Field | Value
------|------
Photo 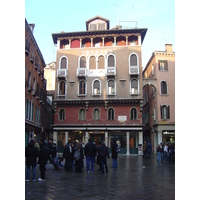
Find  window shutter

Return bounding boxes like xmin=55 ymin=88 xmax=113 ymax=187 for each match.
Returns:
xmin=167 ymin=106 xmax=170 ymax=119
xmin=94 ymin=80 xmax=100 ymax=88
xmin=61 ymin=57 xmax=67 ymax=69
xmin=158 ymin=60 xmax=160 ymax=70
xmin=160 ymin=105 xmax=163 ymax=119
xmin=161 ymin=82 xmax=163 ymax=94
xmin=131 ymin=80 xmax=137 ymax=88
xmin=108 ymin=55 xmax=114 ymax=67
xmin=130 ymin=54 xmax=137 ymax=66
xmin=164 ymin=60 xmax=168 ymax=71
xmin=80 ymin=57 xmax=86 ymax=68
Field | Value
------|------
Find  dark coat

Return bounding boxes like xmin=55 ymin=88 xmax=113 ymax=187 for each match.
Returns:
xmin=38 ymin=143 xmax=49 ymax=165
xmin=111 ymin=142 xmax=118 ymax=159
xmin=63 ymin=144 xmax=71 ymax=159
xmin=99 ymin=144 xmax=109 ymax=158
xmin=84 ymin=142 xmax=97 ymax=157
xmin=25 ymin=142 xmax=39 ymax=167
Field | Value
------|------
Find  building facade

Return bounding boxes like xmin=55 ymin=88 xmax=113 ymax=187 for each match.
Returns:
xmin=52 ymin=16 xmax=147 ymax=154
xmin=142 ymin=44 xmax=175 ymax=153
xmin=25 ymin=18 xmax=52 ymax=146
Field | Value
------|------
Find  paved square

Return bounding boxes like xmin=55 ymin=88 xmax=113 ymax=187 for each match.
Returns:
xmin=25 ymin=155 xmax=175 ymax=200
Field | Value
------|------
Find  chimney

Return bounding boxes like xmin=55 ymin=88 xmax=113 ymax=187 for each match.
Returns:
xmin=29 ymin=23 xmax=35 ymax=34
xmin=165 ymin=44 xmax=173 ymax=52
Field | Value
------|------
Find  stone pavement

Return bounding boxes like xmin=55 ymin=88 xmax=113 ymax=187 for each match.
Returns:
xmin=25 ymin=155 xmax=175 ymax=200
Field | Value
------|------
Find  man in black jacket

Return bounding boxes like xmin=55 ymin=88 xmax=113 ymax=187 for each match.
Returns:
xmin=25 ymin=140 xmax=39 ymax=181
xmin=38 ymin=139 xmax=49 ymax=181
xmin=84 ymin=138 xmax=97 ymax=173
xmin=63 ymin=141 xmax=73 ymax=171
xmin=99 ymin=141 xmax=109 ymax=173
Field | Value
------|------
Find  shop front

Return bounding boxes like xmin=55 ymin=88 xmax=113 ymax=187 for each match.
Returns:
xmin=53 ymin=126 xmax=144 ymax=155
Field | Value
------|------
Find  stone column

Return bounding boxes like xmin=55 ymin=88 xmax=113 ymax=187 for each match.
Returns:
xmin=85 ymin=132 xmax=89 ymax=144
xmin=158 ymin=131 xmax=162 ymax=145
xmin=69 ymin=39 xmax=71 ymax=48
xmin=91 ymin=38 xmax=93 ymax=47
xmin=53 ymin=131 xmax=57 ymax=145
xmin=102 ymin=37 xmax=104 ymax=47
xmin=126 ymin=132 xmax=130 ymax=155
xmin=65 ymin=131 xmax=69 ymax=145
xmin=80 ymin=39 xmax=82 ymax=48
xmin=126 ymin=36 xmax=128 ymax=46
xmin=105 ymin=132 xmax=108 ymax=146
xmin=114 ymin=37 xmax=116 ymax=46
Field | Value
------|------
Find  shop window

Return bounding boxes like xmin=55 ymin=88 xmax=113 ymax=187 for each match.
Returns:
xmin=130 ymin=108 xmax=137 ymax=120
xmin=93 ymin=108 xmax=100 ymax=120
xmin=79 ymin=109 xmax=86 ymax=120
xmin=108 ymin=108 xmax=114 ymax=120
xmin=59 ymin=109 xmax=65 ymax=120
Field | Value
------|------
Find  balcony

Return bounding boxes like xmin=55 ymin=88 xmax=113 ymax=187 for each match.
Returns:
xmin=77 ymin=68 xmax=87 ymax=78
xmin=129 ymin=66 xmax=139 ymax=76
xmin=106 ymin=67 xmax=116 ymax=77
xmin=57 ymin=69 xmax=67 ymax=79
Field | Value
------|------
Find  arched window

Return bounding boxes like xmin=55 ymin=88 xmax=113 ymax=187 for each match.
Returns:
xmin=130 ymin=54 xmax=137 ymax=66
xmin=79 ymin=80 xmax=86 ymax=95
xmin=108 ymin=55 xmax=115 ymax=67
xmin=89 ymin=56 xmax=96 ymax=69
xmin=59 ymin=81 xmax=65 ymax=95
xmin=98 ymin=55 xmax=105 ymax=69
xmin=108 ymin=80 xmax=115 ymax=95
xmin=130 ymin=108 xmax=137 ymax=120
xmin=93 ymin=80 xmax=100 ymax=95
xmin=59 ymin=109 xmax=65 ymax=120
xmin=131 ymin=79 xmax=138 ymax=94
xmin=93 ymin=108 xmax=100 ymax=120
xmin=108 ymin=108 xmax=114 ymax=120
xmin=79 ymin=109 xmax=86 ymax=120
xmin=80 ymin=56 xmax=86 ymax=68
xmin=60 ymin=57 xmax=67 ymax=69
xmin=160 ymin=81 xmax=168 ymax=95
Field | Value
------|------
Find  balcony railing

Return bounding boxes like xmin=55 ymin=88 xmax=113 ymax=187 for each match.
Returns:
xmin=77 ymin=68 xmax=86 ymax=77
xmin=129 ymin=66 xmax=139 ymax=75
xmin=57 ymin=69 xmax=67 ymax=78
xmin=106 ymin=67 xmax=116 ymax=76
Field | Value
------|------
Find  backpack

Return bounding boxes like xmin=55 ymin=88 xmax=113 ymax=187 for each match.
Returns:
xmin=74 ymin=149 xmax=80 ymax=160
xmin=116 ymin=144 xmax=120 ymax=153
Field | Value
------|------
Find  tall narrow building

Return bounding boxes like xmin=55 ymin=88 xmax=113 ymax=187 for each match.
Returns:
xmin=52 ymin=16 xmax=147 ymax=154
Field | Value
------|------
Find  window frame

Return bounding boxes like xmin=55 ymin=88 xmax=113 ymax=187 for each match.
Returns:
xmin=58 ymin=81 xmax=66 ymax=96
xmin=93 ymin=108 xmax=100 ymax=120
xmin=160 ymin=105 xmax=170 ymax=120
xmin=160 ymin=80 xmax=168 ymax=95
xmin=92 ymin=79 xmax=101 ymax=96
xmin=59 ymin=56 xmax=68 ymax=69
xmin=59 ymin=109 xmax=65 ymax=120
xmin=79 ymin=108 xmax=86 ymax=120
xmin=107 ymin=79 xmax=116 ymax=96
xmin=130 ymin=79 xmax=139 ymax=95
xmin=108 ymin=108 xmax=115 ymax=120
xmin=78 ymin=80 xmax=87 ymax=96
xmin=130 ymin=107 xmax=137 ymax=120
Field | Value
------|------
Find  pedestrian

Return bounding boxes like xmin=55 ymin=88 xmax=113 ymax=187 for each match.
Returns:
xmin=38 ymin=138 xmax=49 ymax=181
xmin=143 ymin=141 xmax=147 ymax=158
xmin=111 ymin=139 xmax=118 ymax=169
xmin=84 ymin=138 xmax=97 ymax=173
xmin=157 ymin=143 xmax=162 ymax=162
xmin=99 ymin=141 xmax=109 ymax=173
xmin=74 ymin=142 xmax=84 ymax=173
xmin=25 ymin=140 xmax=39 ymax=182
xmin=47 ymin=139 xmax=53 ymax=163
xmin=97 ymin=142 xmax=102 ymax=171
xmin=51 ymin=143 xmax=61 ymax=170
xmin=164 ymin=143 xmax=168 ymax=162
xmin=63 ymin=141 xmax=73 ymax=171
xmin=147 ymin=142 xmax=152 ymax=159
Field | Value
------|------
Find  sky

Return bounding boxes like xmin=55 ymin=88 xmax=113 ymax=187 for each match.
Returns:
xmin=25 ymin=0 xmax=175 ymax=68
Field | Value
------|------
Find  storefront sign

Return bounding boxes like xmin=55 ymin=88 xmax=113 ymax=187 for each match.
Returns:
xmin=118 ymin=116 xmax=127 ymax=122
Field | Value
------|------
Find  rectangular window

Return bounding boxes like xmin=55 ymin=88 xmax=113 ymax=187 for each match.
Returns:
xmin=158 ymin=60 xmax=168 ymax=71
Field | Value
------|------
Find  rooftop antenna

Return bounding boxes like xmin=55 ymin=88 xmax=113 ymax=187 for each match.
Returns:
xmin=114 ymin=3 xmax=119 ymax=27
